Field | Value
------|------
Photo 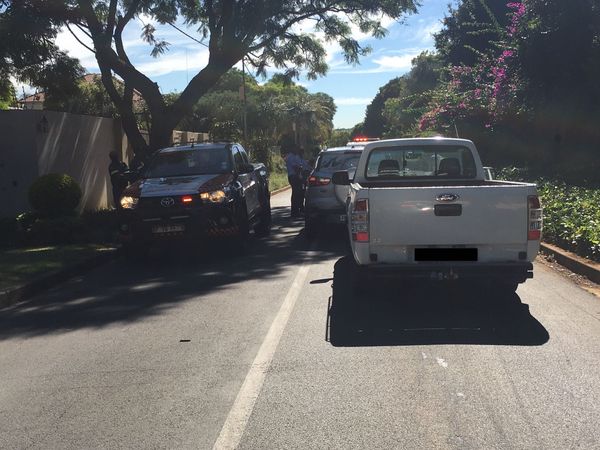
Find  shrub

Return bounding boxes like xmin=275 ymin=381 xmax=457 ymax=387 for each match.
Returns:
xmin=0 ymin=217 xmax=18 ymax=247
xmin=81 ymin=209 xmax=119 ymax=243
xmin=28 ymin=174 xmax=82 ymax=217
xmin=25 ymin=216 xmax=86 ymax=246
xmin=498 ymin=168 xmax=600 ymax=261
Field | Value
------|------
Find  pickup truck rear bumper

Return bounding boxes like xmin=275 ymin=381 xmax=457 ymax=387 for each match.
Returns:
xmin=358 ymin=262 xmax=534 ymax=283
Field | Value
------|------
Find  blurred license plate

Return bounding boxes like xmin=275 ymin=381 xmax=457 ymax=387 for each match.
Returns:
xmin=339 ymin=215 xmax=347 ymax=223
xmin=152 ymin=224 xmax=185 ymax=234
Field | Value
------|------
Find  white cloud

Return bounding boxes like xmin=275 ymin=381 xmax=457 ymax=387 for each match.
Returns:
xmin=372 ymin=54 xmax=415 ymax=71
xmin=335 ymin=97 xmax=372 ymax=106
xmin=330 ymin=49 xmax=422 ymax=74
xmin=416 ymin=20 xmax=443 ymax=45
xmin=135 ymin=49 xmax=210 ymax=77
xmin=10 ymin=76 xmax=34 ymax=98
xmin=55 ymin=27 xmax=98 ymax=70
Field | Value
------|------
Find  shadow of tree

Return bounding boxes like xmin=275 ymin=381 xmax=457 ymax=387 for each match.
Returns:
xmin=0 ymin=206 xmax=341 ymax=340
xmin=328 ymin=256 xmax=550 ymax=347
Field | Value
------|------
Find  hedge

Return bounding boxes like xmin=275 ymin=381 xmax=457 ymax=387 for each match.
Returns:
xmin=498 ymin=168 xmax=600 ymax=262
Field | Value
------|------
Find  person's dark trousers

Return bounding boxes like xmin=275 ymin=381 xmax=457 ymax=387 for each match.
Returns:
xmin=112 ymin=188 xmax=123 ymax=210
xmin=288 ymin=175 xmax=305 ymax=216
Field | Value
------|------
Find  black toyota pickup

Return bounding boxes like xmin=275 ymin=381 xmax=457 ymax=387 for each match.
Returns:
xmin=118 ymin=142 xmax=271 ymax=251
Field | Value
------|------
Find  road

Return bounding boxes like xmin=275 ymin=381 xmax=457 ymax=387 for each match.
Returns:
xmin=1 ymin=190 xmax=600 ymax=449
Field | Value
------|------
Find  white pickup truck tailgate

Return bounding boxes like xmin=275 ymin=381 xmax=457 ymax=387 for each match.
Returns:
xmin=369 ymin=184 xmax=529 ymax=247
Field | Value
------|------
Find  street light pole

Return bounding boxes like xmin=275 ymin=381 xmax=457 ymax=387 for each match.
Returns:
xmin=241 ymin=58 xmax=248 ymax=142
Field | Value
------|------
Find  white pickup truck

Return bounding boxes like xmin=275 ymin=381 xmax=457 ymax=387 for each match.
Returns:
xmin=332 ymin=138 xmax=543 ymax=292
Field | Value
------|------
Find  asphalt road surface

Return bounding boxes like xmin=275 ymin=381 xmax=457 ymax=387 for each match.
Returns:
xmin=1 ymin=190 xmax=600 ymax=449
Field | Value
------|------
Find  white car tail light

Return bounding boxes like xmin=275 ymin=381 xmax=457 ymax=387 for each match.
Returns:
xmin=528 ymin=195 xmax=543 ymax=240
xmin=351 ymin=198 xmax=369 ymax=242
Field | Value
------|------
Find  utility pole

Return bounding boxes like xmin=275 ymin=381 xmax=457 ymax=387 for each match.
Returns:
xmin=241 ymin=57 xmax=248 ymax=142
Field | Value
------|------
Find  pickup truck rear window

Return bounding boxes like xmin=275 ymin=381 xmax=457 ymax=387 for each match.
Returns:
xmin=365 ymin=145 xmax=477 ymax=180
xmin=317 ymin=151 xmax=361 ymax=173
xmin=145 ymin=148 xmax=232 ymax=178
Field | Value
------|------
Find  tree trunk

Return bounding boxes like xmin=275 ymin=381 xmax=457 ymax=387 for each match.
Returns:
xmin=149 ymin=117 xmax=173 ymax=154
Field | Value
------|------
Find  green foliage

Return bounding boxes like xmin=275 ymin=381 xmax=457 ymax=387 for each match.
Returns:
xmin=0 ymin=1 xmax=83 ymax=100
xmin=13 ymin=209 xmax=118 ymax=247
xmin=498 ymin=169 xmax=600 ymax=262
xmin=247 ymin=134 xmax=273 ymax=169
xmin=210 ymin=121 xmax=242 ymax=142
xmin=0 ymin=217 xmax=18 ymax=247
xmin=26 ymin=216 xmax=86 ymax=246
xmin=0 ymin=78 xmax=15 ymax=109
xmin=181 ymin=70 xmax=335 ymax=150
xmin=327 ymin=129 xmax=352 ymax=147
xmin=28 ymin=174 xmax=82 ymax=218
xmin=381 ymin=52 xmax=443 ymax=137
xmin=3 ymin=0 xmax=419 ymax=156
xmin=434 ymin=0 xmax=510 ymax=66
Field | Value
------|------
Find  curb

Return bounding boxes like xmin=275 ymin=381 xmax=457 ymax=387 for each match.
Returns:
xmin=271 ymin=185 xmax=291 ymax=196
xmin=0 ymin=248 xmax=119 ymax=309
xmin=540 ymin=242 xmax=600 ymax=285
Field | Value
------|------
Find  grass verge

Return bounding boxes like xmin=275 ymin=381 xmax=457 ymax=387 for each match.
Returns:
xmin=0 ymin=244 xmax=115 ymax=292
xmin=270 ymin=169 xmax=289 ymax=192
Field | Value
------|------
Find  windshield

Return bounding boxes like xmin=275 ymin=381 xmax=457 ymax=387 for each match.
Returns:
xmin=317 ymin=152 xmax=361 ymax=173
xmin=145 ymin=148 xmax=231 ymax=178
xmin=365 ymin=145 xmax=476 ymax=180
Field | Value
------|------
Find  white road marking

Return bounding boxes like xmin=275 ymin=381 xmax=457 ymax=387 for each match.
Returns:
xmin=436 ymin=357 xmax=448 ymax=368
xmin=213 ymin=261 xmax=312 ymax=450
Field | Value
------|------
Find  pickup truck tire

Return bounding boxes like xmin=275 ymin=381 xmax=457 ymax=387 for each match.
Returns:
xmin=254 ymin=195 xmax=272 ymax=237
xmin=122 ymin=242 xmax=148 ymax=261
xmin=231 ymin=200 xmax=250 ymax=254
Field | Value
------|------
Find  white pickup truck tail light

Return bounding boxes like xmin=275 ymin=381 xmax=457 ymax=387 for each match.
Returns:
xmin=528 ymin=195 xmax=543 ymax=240
xmin=351 ymin=198 xmax=369 ymax=242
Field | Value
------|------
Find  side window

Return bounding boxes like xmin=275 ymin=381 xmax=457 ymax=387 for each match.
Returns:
xmin=232 ymin=146 xmax=244 ymax=171
xmin=238 ymin=145 xmax=250 ymax=164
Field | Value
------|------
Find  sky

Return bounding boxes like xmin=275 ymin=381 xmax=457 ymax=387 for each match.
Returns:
xmin=50 ymin=1 xmax=457 ymax=130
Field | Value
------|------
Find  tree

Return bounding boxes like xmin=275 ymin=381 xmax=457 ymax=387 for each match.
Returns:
xmin=2 ymin=0 xmax=419 ymax=159
xmin=328 ymin=128 xmax=352 ymax=147
xmin=0 ymin=0 xmax=84 ymax=102
xmin=363 ymin=76 xmax=404 ymax=137
xmin=434 ymin=0 xmax=510 ymax=66
xmin=0 ymin=78 xmax=16 ymax=109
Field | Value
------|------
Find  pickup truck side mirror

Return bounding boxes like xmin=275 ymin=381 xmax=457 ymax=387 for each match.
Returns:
xmin=238 ymin=163 xmax=255 ymax=174
xmin=332 ymin=170 xmax=350 ymax=185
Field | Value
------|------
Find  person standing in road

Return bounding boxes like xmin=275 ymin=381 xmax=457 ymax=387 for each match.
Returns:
xmin=108 ymin=151 xmax=129 ymax=209
xmin=285 ymin=144 xmax=310 ymax=218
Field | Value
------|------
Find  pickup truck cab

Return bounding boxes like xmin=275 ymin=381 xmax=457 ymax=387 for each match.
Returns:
xmin=119 ymin=142 xmax=271 ymax=251
xmin=332 ymin=138 xmax=543 ymax=291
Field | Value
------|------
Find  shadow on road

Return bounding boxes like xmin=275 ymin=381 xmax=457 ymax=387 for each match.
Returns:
xmin=0 ymin=206 xmax=341 ymax=340
xmin=327 ymin=256 xmax=550 ymax=347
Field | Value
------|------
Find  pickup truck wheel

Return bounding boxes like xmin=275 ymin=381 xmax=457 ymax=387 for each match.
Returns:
xmin=231 ymin=201 xmax=250 ymax=253
xmin=254 ymin=195 xmax=272 ymax=237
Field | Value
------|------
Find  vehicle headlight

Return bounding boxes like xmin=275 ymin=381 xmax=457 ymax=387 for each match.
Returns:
xmin=120 ymin=195 xmax=139 ymax=209
xmin=200 ymin=190 xmax=227 ymax=203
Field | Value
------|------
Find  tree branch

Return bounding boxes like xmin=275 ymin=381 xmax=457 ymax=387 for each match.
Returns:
xmin=165 ymin=22 xmax=209 ymax=48
xmin=106 ymin=0 xmax=118 ymax=37
xmin=66 ymin=24 xmax=96 ymax=54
